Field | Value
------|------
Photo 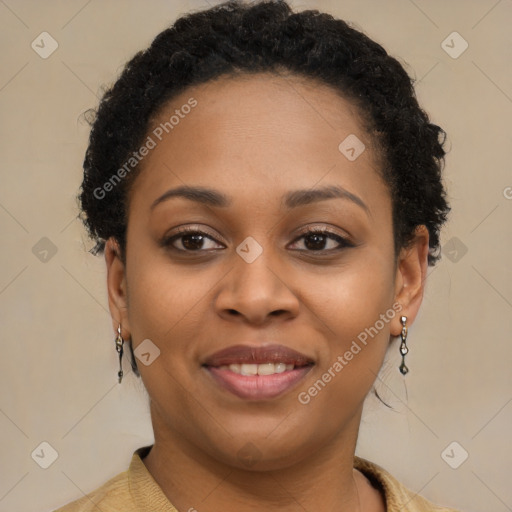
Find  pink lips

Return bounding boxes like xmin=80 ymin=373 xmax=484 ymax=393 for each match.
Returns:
xmin=202 ymin=344 xmax=314 ymax=400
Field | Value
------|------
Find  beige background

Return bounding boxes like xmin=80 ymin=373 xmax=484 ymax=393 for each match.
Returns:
xmin=0 ymin=1 xmax=511 ymax=511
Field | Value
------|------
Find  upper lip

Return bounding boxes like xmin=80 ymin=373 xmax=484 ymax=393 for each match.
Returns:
xmin=202 ymin=344 xmax=315 ymax=367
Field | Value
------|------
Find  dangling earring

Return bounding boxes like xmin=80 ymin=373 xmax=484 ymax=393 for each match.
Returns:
xmin=399 ymin=316 xmax=409 ymax=375
xmin=115 ymin=324 xmax=124 ymax=383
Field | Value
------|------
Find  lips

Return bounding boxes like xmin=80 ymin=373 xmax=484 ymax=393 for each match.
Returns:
xmin=202 ymin=344 xmax=314 ymax=367
xmin=202 ymin=344 xmax=314 ymax=400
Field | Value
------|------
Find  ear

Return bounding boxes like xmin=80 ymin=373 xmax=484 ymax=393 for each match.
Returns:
xmin=105 ymin=237 xmax=131 ymax=338
xmin=390 ymin=225 xmax=429 ymax=336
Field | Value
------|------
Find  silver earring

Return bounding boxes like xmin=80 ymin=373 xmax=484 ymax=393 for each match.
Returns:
xmin=115 ymin=324 xmax=124 ymax=383
xmin=399 ymin=316 xmax=409 ymax=375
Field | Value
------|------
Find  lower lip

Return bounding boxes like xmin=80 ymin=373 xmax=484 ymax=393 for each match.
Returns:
xmin=204 ymin=365 xmax=313 ymax=400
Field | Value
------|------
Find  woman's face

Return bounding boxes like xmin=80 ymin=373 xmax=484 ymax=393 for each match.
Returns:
xmin=106 ymin=73 xmax=427 ymax=470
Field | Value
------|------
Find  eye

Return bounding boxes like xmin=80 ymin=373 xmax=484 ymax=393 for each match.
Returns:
xmin=288 ymin=227 xmax=354 ymax=252
xmin=162 ymin=226 xmax=224 ymax=252
xmin=161 ymin=225 xmax=354 ymax=254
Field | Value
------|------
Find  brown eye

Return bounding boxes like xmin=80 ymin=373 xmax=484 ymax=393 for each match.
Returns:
xmin=161 ymin=226 xmax=354 ymax=255
xmin=162 ymin=227 xmax=224 ymax=252
xmin=289 ymin=228 xmax=354 ymax=253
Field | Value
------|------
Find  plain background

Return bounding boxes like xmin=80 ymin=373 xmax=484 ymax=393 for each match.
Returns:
xmin=0 ymin=1 xmax=511 ymax=511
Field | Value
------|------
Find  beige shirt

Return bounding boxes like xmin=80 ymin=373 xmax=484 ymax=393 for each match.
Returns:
xmin=53 ymin=445 xmax=460 ymax=512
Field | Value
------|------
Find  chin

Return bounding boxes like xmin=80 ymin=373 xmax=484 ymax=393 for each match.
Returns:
xmin=194 ymin=420 xmax=324 ymax=473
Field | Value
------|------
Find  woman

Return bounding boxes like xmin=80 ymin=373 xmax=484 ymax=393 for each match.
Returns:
xmin=55 ymin=0 xmax=458 ymax=510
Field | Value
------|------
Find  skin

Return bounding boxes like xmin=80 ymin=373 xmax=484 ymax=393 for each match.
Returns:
xmin=105 ymin=72 xmax=429 ymax=512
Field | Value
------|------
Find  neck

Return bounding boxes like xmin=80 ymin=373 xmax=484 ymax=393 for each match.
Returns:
xmin=142 ymin=403 xmax=369 ymax=512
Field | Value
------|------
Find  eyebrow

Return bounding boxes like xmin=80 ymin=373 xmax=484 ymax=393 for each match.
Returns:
xmin=150 ymin=184 xmax=370 ymax=215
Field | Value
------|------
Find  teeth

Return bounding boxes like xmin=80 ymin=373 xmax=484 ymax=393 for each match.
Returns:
xmin=275 ymin=363 xmax=287 ymax=373
xmin=240 ymin=363 xmax=258 ymax=376
xmin=257 ymin=363 xmax=276 ymax=376
xmin=223 ymin=363 xmax=296 ymax=375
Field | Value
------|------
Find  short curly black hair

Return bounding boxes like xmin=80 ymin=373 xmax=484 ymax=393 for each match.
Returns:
xmin=78 ymin=0 xmax=451 ymax=383
xmin=79 ymin=0 xmax=450 ymax=267
xmin=79 ymin=0 xmax=450 ymax=270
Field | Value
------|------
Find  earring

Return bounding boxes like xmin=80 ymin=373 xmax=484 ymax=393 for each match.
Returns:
xmin=399 ymin=316 xmax=409 ymax=375
xmin=115 ymin=324 xmax=124 ymax=383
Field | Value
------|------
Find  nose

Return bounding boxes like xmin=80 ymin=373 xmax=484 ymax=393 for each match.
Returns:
xmin=214 ymin=244 xmax=300 ymax=325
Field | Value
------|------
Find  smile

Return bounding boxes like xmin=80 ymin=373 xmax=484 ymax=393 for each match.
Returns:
xmin=202 ymin=344 xmax=315 ymax=400
xmin=221 ymin=362 xmax=295 ymax=375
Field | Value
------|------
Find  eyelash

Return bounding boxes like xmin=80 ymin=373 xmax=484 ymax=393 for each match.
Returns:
xmin=162 ymin=225 xmax=354 ymax=254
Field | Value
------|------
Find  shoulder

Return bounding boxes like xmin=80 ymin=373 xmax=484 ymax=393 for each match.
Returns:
xmin=354 ymin=456 xmax=461 ymax=512
xmin=52 ymin=445 xmax=177 ymax=512
xmin=52 ymin=469 xmax=132 ymax=512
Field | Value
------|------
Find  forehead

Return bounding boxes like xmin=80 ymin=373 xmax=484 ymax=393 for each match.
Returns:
xmin=128 ymin=72 xmax=387 ymax=214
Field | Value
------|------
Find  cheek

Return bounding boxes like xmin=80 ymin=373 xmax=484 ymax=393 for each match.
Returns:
xmin=298 ymin=250 xmax=396 ymax=398
xmin=124 ymin=243 xmax=217 ymax=357
xmin=304 ymin=248 xmax=396 ymax=335
xmin=124 ymin=260 xmax=212 ymax=412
